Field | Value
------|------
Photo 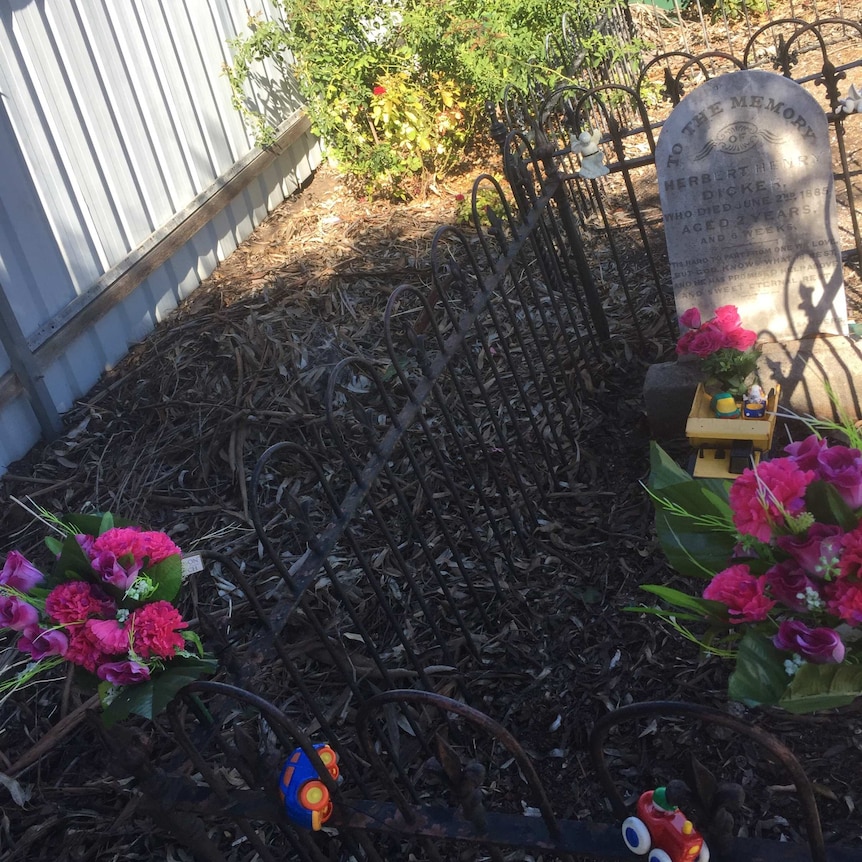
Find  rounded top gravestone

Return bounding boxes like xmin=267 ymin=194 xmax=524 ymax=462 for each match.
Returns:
xmin=656 ymin=69 xmax=848 ymax=343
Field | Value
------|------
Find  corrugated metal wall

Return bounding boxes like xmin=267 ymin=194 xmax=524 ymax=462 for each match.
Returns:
xmin=0 ymin=0 xmax=320 ymax=471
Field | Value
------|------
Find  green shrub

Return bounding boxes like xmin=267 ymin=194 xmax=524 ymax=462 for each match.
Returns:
xmin=226 ymin=1 xmax=642 ymax=197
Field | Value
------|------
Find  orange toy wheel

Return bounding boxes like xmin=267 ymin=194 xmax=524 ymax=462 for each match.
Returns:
xmin=299 ymin=780 xmax=331 ymax=812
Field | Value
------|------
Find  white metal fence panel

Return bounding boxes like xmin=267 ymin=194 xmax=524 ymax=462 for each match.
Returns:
xmin=0 ymin=0 xmax=318 ymax=472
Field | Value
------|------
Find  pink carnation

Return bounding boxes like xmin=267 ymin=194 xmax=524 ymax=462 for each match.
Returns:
xmin=703 ymin=564 xmax=775 ymax=622
xmin=90 ymin=527 xmax=147 ymax=560
xmin=64 ymin=625 xmax=109 ymax=673
xmin=825 ymin=579 xmax=862 ymax=625
xmin=0 ymin=551 xmax=44 ymax=592
xmin=85 ymin=618 xmax=129 ymax=654
xmin=138 ymin=531 xmax=182 ymax=564
xmin=45 ymin=581 xmax=116 ymax=624
xmin=728 ymin=458 xmax=816 ymax=542
xmin=840 ymin=527 xmax=862 ymax=579
xmin=89 ymin=527 xmax=180 ymax=574
xmin=131 ymin=601 xmax=187 ymax=659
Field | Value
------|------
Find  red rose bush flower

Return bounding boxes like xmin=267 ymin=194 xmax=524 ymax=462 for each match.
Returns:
xmin=644 ymin=414 xmax=862 ymax=714
xmin=676 ymin=304 xmax=760 ymax=397
xmin=0 ymin=510 xmax=214 ymax=723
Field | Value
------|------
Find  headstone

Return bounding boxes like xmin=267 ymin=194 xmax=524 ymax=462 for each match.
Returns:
xmin=656 ymin=69 xmax=848 ymax=342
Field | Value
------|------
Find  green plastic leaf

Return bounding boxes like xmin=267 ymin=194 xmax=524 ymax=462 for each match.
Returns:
xmin=649 ymin=440 xmax=693 ymax=490
xmin=727 ymin=631 xmax=788 ymax=707
xmin=145 ymin=555 xmax=183 ymax=603
xmin=623 ymin=605 xmax=708 ymax=622
xmin=778 ymin=663 xmax=862 ymax=714
xmin=647 ymin=443 xmax=738 ymax=578
xmin=639 ymin=584 xmax=728 ymax=620
xmin=50 ymin=534 xmax=95 ymax=584
xmin=804 ymin=480 xmax=857 ymax=531
xmin=98 ymin=512 xmax=114 ymax=535
xmin=100 ymin=656 xmax=218 ymax=727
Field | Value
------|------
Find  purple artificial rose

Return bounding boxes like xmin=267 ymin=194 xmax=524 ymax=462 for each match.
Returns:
xmin=765 ymin=561 xmax=820 ymax=612
xmin=773 ymin=620 xmax=845 ymax=664
xmin=75 ymin=534 xmax=96 ymax=556
xmin=0 ymin=551 xmax=44 ymax=592
xmin=776 ymin=524 xmax=843 ymax=576
xmin=97 ymin=660 xmax=150 ymax=686
xmin=89 ymin=551 xmax=141 ymax=591
xmin=0 ymin=595 xmax=40 ymax=631
xmin=784 ymin=434 xmax=829 ymax=472
xmin=18 ymin=625 xmax=68 ymax=660
xmin=816 ymin=445 xmax=862 ymax=509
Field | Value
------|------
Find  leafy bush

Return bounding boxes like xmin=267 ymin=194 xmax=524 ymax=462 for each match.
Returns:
xmin=226 ymin=0 xmax=642 ymax=197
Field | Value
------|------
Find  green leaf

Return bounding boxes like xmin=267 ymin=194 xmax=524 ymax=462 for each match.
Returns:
xmin=805 ymin=480 xmax=857 ymax=530
xmin=727 ymin=631 xmax=788 ymax=707
xmin=778 ymin=663 xmax=862 ymax=714
xmin=49 ymin=534 xmax=95 ymax=584
xmin=100 ymin=656 xmax=218 ymax=727
xmin=639 ymin=585 xmax=728 ymax=620
xmin=146 ymin=555 xmax=183 ymax=603
xmin=647 ymin=443 xmax=737 ymax=579
xmin=649 ymin=440 xmax=692 ymax=490
xmin=98 ymin=512 xmax=114 ymax=535
xmin=623 ymin=605 xmax=710 ymax=622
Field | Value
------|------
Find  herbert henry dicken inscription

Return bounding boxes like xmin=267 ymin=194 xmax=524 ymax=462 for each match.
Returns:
xmin=656 ymin=69 xmax=847 ymax=342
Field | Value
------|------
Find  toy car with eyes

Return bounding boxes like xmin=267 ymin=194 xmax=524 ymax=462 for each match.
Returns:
xmin=622 ymin=787 xmax=709 ymax=862
xmin=279 ymin=743 xmax=340 ymax=830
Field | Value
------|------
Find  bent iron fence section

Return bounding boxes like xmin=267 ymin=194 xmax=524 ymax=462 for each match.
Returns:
xmin=120 ymin=135 xmax=855 ymax=859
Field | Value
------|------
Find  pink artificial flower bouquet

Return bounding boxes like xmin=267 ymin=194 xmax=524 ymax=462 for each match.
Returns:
xmin=0 ymin=510 xmax=214 ymax=724
xmin=644 ymin=415 xmax=862 ymax=714
xmin=676 ymin=305 xmax=759 ymax=397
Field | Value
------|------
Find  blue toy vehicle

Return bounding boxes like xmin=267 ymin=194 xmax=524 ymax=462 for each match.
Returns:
xmin=279 ymin=743 xmax=340 ymax=830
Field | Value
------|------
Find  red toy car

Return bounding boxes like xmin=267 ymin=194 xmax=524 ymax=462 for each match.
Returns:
xmin=622 ymin=787 xmax=709 ymax=862
xmin=279 ymin=743 xmax=340 ymax=831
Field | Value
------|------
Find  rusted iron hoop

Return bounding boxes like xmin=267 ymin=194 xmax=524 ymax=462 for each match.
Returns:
xmin=355 ymin=688 xmax=563 ymax=840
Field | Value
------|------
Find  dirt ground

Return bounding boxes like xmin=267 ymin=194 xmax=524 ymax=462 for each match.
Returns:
xmin=3 ymin=8 xmax=862 ymax=862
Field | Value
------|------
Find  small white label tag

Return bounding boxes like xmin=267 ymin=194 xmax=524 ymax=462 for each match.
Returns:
xmin=181 ymin=554 xmax=205 ymax=576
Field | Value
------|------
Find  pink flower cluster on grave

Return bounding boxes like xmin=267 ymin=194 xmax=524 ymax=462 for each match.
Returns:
xmin=675 ymin=305 xmax=757 ymax=358
xmin=0 ymin=514 xmax=200 ymax=713
xmin=702 ymin=433 xmax=862 ymax=665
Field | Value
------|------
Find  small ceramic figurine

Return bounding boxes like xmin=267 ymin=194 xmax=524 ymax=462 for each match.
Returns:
xmin=711 ymin=391 xmax=740 ymax=419
xmin=743 ymin=384 xmax=766 ymax=418
xmin=570 ymin=129 xmax=609 ymax=179
xmin=622 ymin=787 xmax=710 ymax=862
